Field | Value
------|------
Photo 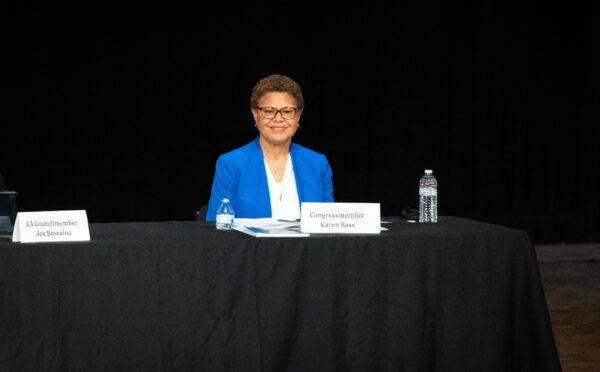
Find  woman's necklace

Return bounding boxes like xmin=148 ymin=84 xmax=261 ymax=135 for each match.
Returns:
xmin=268 ymin=157 xmax=286 ymax=179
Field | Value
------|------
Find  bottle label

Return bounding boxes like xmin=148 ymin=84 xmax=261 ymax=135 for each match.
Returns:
xmin=216 ymin=215 xmax=233 ymax=224
xmin=419 ymin=186 xmax=438 ymax=197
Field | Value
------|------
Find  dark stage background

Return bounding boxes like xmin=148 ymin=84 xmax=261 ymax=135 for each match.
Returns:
xmin=2 ymin=4 xmax=598 ymax=243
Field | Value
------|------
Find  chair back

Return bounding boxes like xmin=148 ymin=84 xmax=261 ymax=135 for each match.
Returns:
xmin=196 ymin=205 xmax=208 ymax=222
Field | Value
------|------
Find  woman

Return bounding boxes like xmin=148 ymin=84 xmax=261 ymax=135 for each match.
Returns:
xmin=206 ymin=74 xmax=334 ymax=221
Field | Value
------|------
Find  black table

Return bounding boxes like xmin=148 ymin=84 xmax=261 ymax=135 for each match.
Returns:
xmin=0 ymin=217 xmax=561 ymax=371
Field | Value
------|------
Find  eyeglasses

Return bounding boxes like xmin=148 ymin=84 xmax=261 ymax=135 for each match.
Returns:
xmin=256 ymin=106 xmax=299 ymax=120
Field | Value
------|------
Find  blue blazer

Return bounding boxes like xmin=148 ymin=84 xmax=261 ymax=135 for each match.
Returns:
xmin=206 ymin=137 xmax=334 ymax=221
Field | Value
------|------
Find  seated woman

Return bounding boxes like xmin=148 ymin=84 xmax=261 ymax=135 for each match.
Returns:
xmin=206 ymin=74 xmax=334 ymax=221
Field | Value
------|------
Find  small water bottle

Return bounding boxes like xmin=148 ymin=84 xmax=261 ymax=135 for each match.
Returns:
xmin=419 ymin=169 xmax=438 ymax=223
xmin=215 ymin=198 xmax=235 ymax=230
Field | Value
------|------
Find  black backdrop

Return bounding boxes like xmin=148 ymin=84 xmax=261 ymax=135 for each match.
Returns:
xmin=2 ymin=4 xmax=598 ymax=243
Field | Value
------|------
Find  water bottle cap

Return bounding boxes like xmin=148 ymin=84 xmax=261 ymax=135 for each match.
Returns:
xmin=222 ymin=198 xmax=230 ymax=203
xmin=425 ymin=169 xmax=433 ymax=175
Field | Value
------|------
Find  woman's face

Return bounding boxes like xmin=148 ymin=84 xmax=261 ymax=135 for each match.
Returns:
xmin=252 ymin=92 xmax=302 ymax=146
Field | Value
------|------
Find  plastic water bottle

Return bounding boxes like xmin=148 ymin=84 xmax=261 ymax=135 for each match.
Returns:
xmin=419 ymin=169 xmax=438 ymax=223
xmin=216 ymin=198 xmax=235 ymax=230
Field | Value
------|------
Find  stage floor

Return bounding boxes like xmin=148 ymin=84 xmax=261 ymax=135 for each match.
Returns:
xmin=536 ymin=244 xmax=600 ymax=371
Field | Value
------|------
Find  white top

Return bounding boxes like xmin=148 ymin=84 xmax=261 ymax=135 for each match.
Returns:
xmin=264 ymin=154 xmax=301 ymax=220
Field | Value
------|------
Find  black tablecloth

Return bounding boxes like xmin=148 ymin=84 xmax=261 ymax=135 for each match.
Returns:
xmin=0 ymin=217 xmax=561 ymax=371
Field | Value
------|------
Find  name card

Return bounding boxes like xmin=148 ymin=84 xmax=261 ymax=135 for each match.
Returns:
xmin=12 ymin=210 xmax=91 ymax=243
xmin=301 ymin=202 xmax=380 ymax=234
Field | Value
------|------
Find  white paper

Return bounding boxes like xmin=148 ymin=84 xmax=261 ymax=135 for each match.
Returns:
xmin=301 ymin=202 xmax=381 ymax=234
xmin=234 ymin=218 xmax=299 ymax=228
xmin=12 ymin=210 xmax=90 ymax=243
xmin=233 ymin=218 xmax=308 ymax=238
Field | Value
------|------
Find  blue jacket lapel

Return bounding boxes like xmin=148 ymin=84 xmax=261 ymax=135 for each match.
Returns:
xmin=251 ymin=137 xmax=272 ymax=217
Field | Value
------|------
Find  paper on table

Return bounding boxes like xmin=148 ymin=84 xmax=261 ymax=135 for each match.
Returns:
xmin=233 ymin=225 xmax=309 ymax=238
xmin=233 ymin=218 xmax=387 ymax=236
xmin=234 ymin=218 xmax=300 ymax=229
xmin=233 ymin=218 xmax=308 ymax=238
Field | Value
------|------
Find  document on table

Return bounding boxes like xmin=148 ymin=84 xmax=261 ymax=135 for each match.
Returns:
xmin=233 ymin=218 xmax=309 ymax=238
xmin=233 ymin=218 xmax=388 ymax=237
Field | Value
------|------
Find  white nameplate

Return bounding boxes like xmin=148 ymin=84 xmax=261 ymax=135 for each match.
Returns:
xmin=301 ymin=202 xmax=380 ymax=234
xmin=12 ymin=210 xmax=91 ymax=243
